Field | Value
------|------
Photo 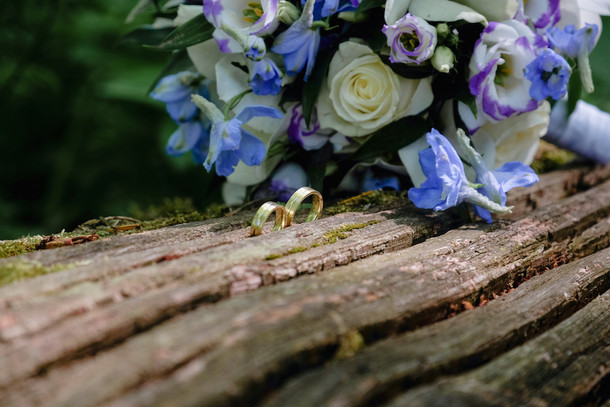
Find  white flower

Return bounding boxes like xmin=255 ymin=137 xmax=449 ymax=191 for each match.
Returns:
xmin=385 ymin=0 xmax=487 ymax=26
xmin=459 ymin=20 xmax=540 ymax=132
xmin=470 ymin=101 xmax=551 ymax=169
xmin=317 ymin=41 xmax=433 ymax=137
xmin=452 ymin=0 xmax=518 ymax=22
xmin=382 ymin=13 xmax=437 ymax=65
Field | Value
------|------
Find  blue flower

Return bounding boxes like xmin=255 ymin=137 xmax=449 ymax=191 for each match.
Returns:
xmin=408 ymin=129 xmax=524 ymax=221
xmin=272 ymin=0 xmax=321 ymax=80
xmin=248 ymin=58 xmax=283 ymax=95
xmin=547 ymin=23 xmax=598 ymax=59
xmin=362 ymin=170 xmax=400 ymax=192
xmin=166 ymin=121 xmax=210 ymax=157
xmin=191 ymin=94 xmax=283 ymax=177
xmin=300 ymin=0 xmax=359 ymax=19
xmin=473 ymin=162 xmax=539 ymax=223
xmin=525 ymin=49 xmax=571 ymax=101
xmin=150 ymin=72 xmax=208 ymax=123
xmin=408 ymin=129 xmax=469 ymax=211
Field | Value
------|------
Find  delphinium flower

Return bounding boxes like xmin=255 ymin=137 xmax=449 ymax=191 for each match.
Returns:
xmin=150 ymin=72 xmax=212 ymax=162
xmin=272 ymin=0 xmax=321 ymax=80
xmin=301 ymin=0 xmax=360 ymax=19
xmin=408 ymin=129 xmax=537 ymax=221
xmin=248 ymin=57 xmax=283 ymax=95
xmin=361 ymin=170 xmax=400 ymax=192
xmin=547 ymin=23 xmax=599 ymax=92
xmin=382 ymin=13 xmax=437 ymax=65
xmin=287 ymin=104 xmax=334 ymax=150
xmin=454 ymin=130 xmax=539 ymax=222
xmin=150 ymin=71 xmax=209 ymax=123
xmin=191 ymin=94 xmax=283 ymax=176
xmin=524 ymin=48 xmax=571 ymax=101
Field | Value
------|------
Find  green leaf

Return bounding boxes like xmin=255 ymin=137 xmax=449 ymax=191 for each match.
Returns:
xmin=119 ymin=26 xmax=174 ymax=46
xmin=306 ymin=143 xmax=334 ymax=192
xmin=350 ymin=116 xmax=429 ymax=162
xmin=302 ymin=48 xmax=333 ymax=127
xmin=458 ymin=93 xmax=477 ymax=119
xmin=380 ymin=55 xmax=436 ymax=79
xmin=566 ymin=70 xmax=582 ymax=117
xmin=354 ymin=0 xmax=384 ymax=18
xmin=146 ymin=14 xmax=214 ymax=51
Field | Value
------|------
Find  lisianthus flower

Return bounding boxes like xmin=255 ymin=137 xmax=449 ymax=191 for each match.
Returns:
xmin=382 ymin=13 xmax=437 ymax=65
xmin=191 ymin=94 xmax=283 ymax=176
xmin=460 ymin=20 xmax=540 ymax=132
xmin=516 ymin=0 xmax=561 ymax=30
xmin=288 ymin=104 xmax=335 ymax=150
xmin=150 ymin=72 xmax=209 ymax=123
xmin=248 ymin=57 xmax=283 ymax=95
xmin=272 ymin=0 xmax=321 ymax=80
xmin=525 ymin=49 xmax=571 ymax=101
xmin=203 ymin=0 xmax=279 ymax=58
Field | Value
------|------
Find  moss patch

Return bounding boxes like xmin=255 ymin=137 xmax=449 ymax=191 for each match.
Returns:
xmin=323 ymin=221 xmax=381 ymax=244
xmin=326 ymin=190 xmax=405 ymax=216
xmin=531 ymin=141 xmax=577 ymax=174
xmin=0 ymin=260 xmax=77 ymax=287
xmin=334 ymin=330 xmax=365 ymax=360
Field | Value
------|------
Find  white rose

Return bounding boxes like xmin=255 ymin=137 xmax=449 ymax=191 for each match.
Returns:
xmin=452 ymin=0 xmax=518 ymax=22
xmin=317 ymin=41 xmax=433 ymax=137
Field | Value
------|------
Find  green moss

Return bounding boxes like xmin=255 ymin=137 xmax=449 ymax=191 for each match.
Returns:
xmin=530 ymin=142 xmax=577 ymax=174
xmin=326 ymin=190 xmax=405 ymax=215
xmin=334 ymin=330 xmax=365 ymax=360
xmin=265 ymin=253 xmax=283 ymax=260
xmin=0 ymin=236 xmax=43 ymax=259
xmin=288 ymin=246 xmax=308 ymax=254
xmin=0 ymin=260 xmax=77 ymax=286
xmin=323 ymin=221 xmax=381 ymax=244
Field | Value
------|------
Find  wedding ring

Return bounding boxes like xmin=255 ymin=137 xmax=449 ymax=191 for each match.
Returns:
xmin=284 ymin=187 xmax=323 ymax=227
xmin=250 ymin=202 xmax=288 ymax=236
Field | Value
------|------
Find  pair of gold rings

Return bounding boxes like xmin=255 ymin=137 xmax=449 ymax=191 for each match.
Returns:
xmin=250 ymin=187 xmax=323 ymax=236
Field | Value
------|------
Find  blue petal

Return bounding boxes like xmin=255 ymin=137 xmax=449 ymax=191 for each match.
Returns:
xmin=166 ymin=100 xmax=198 ymax=123
xmin=236 ymin=105 xmax=283 ymax=123
xmin=150 ymin=73 xmax=191 ymax=103
xmin=473 ymin=205 xmax=493 ymax=223
xmin=237 ymin=129 xmax=267 ymax=166
xmin=166 ymin=121 xmax=206 ymax=156
xmin=215 ymin=150 xmax=241 ymax=177
xmin=203 ymin=121 xmax=226 ymax=172
xmin=493 ymin=162 xmax=539 ymax=191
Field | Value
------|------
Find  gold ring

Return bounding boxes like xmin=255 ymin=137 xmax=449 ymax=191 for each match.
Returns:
xmin=284 ymin=187 xmax=323 ymax=227
xmin=250 ymin=202 xmax=288 ymax=236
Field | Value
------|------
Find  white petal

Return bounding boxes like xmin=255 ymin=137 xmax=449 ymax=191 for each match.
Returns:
xmin=409 ymin=0 xmax=487 ymax=24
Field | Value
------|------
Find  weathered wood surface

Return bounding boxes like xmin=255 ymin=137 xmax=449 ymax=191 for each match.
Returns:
xmin=0 ymin=164 xmax=609 ymax=407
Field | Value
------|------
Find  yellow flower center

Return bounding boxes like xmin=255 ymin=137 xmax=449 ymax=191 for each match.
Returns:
xmin=243 ymin=2 xmax=264 ymax=23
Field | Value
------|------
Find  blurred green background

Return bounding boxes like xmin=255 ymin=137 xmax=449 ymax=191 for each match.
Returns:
xmin=0 ymin=1 xmax=222 ymax=239
xmin=0 ymin=3 xmax=609 ymax=239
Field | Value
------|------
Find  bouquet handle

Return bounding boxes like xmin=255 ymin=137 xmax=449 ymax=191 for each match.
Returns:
xmin=546 ymin=99 xmax=610 ymax=164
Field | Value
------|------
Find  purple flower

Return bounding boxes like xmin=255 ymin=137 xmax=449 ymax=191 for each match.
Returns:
xmin=248 ymin=58 xmax=283 ymax=96
xmin=525 ymin=49 xmax=571 ymax=101
xmin=272 ymin=0 xmax=321 ymax=80
xmin=517 ymin=0 xmax=561 ymax=30
xmin=547 ymin=23 xmax=599 ymax=59
xmin=287 ymin=104 xmax=333 ymax=150
xmin=382 ymin=13 xmax=437 ymax=65
xmin=269 ymin=163 xmax=308 ymax=201
xmin=150 ymin=72 xmax=208 ymax=123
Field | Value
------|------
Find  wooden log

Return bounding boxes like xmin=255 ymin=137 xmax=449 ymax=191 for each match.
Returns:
xmin=262 ymin=247 xmax=610 ymax=407
xmin=386 ymin=289 xmax=610 ymax=407
xmin=1 ymin=180 xmax=609 ymax=406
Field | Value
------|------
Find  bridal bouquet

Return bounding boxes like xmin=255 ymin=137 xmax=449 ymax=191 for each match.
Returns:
xmin=130 ymin=0 xmax=610 ymax=222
